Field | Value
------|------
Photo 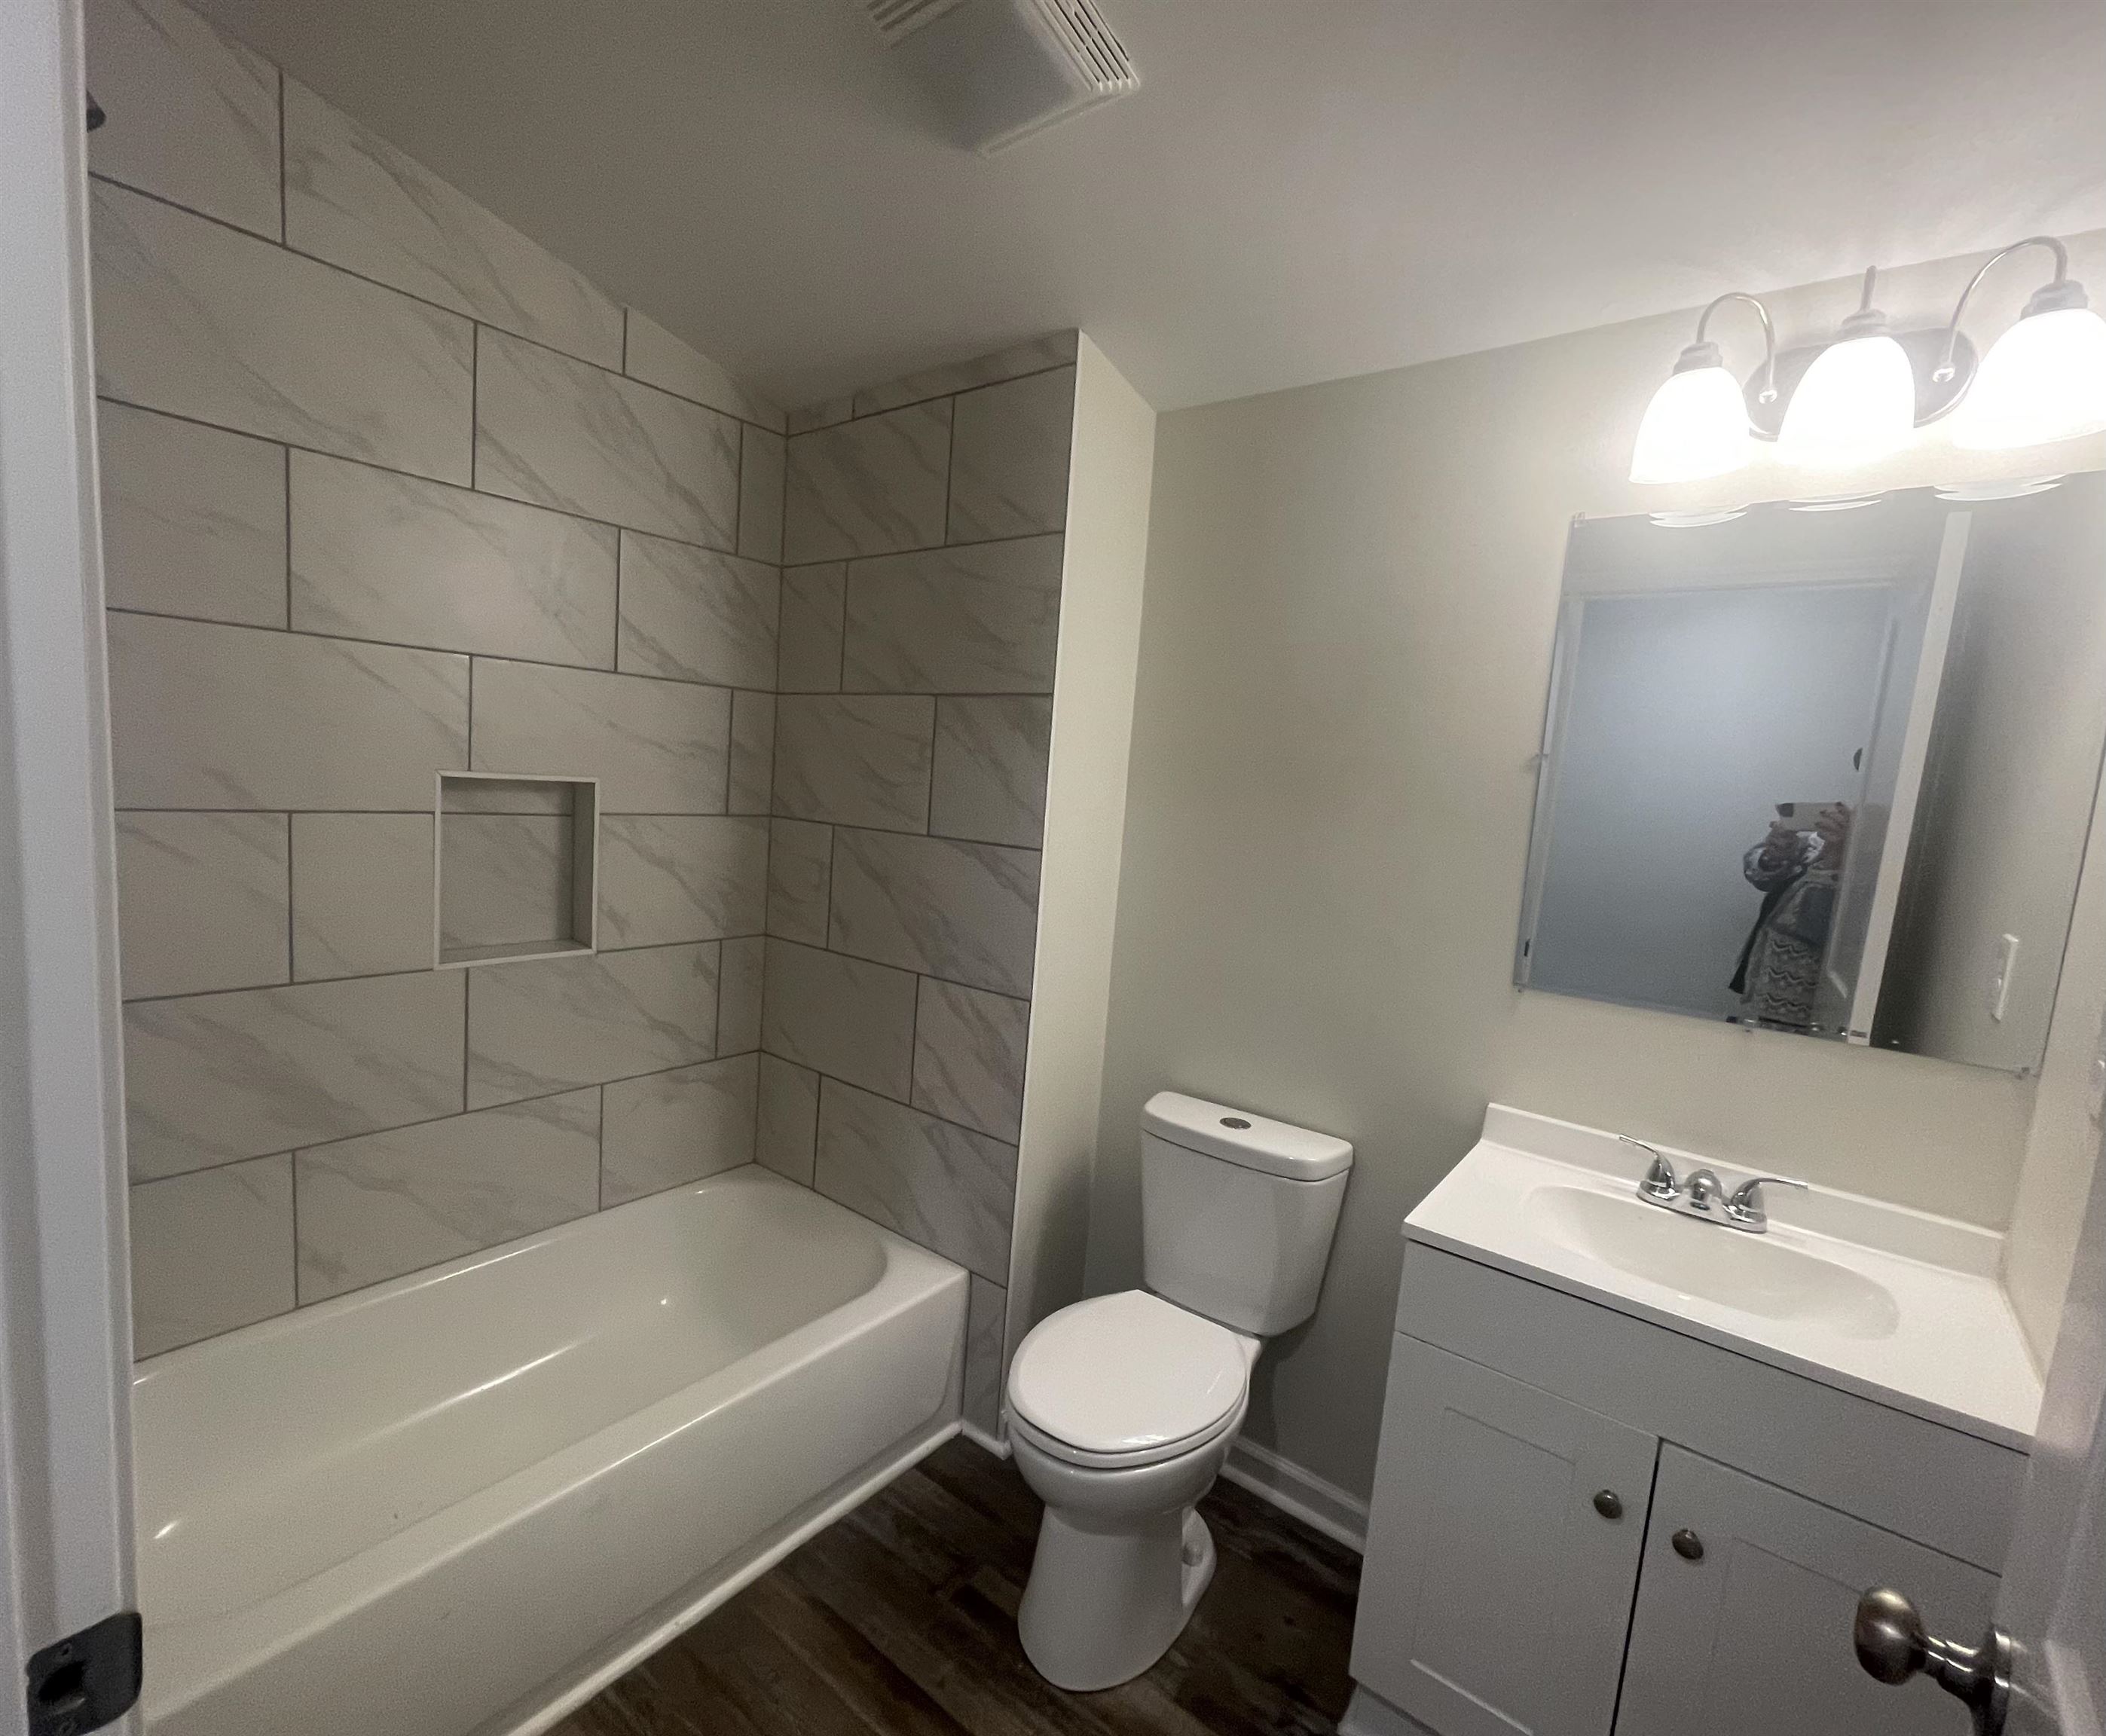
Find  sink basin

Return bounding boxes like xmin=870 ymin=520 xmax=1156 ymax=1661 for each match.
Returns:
xmin=1524 ymin=1185 xmax=1900 ymax=1340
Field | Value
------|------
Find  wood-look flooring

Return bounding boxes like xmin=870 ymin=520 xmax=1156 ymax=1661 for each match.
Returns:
xmin=549 ymin=1436 xmax=1362 ymax=1736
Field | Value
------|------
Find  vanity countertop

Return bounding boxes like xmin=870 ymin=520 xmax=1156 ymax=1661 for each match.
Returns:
xmin=1405 ymin=1104 xmax=2041 ymax=1450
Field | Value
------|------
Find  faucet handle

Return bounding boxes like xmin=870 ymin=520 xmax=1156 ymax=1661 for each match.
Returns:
xmin=1725 ymin=1175 xmax=1807 ymax=1229
xmin=1622 ymin=1136 xmax=1678 ymax=1202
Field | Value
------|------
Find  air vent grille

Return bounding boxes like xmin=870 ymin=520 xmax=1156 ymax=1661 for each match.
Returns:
xmin=863 ymin=0 xmax=970 ymax=46
xmin=1030 ymin=0 xmax=1137 ymax=93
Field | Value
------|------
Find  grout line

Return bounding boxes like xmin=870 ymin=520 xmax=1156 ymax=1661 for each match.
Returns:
xmin=281 ymin=443 xmax=292 ymax=626
xmin=907 ymin=973 xmax=924 ymax=1107
xmin=283 ymin=811 xmax=295 ymax=980
xmin=460 ymin=962 xmax=472 ymax=1111
xmin=595 ymin=1084 xmax=607 ymax=1209
xmin=275 ymin=69 xmax=287 ymax=243
xmin=940 ymin=391 xmax=958 ymax=549
xmin=731 ymin=424 xmax=744 ymax=556
xmin=788 ymin=358 xmax=1074 ymax=436
xmin=287 ymin=1145 xmax=300 ymax=1307
xmin=469 ymin=322 xmax=480 ymax=491
xmin=90 ymin=173 xmax=784 ymax=438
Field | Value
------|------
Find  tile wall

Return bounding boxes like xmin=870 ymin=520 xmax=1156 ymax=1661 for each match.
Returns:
xmin=90 ymin=0 xmax=781 ymax=1355
xmin=762 ymin=338 xmax=1080 ymax=1433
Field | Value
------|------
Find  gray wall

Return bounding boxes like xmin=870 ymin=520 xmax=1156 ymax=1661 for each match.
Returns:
xmin=94 ymin=0 xmax=785 ymax=1356
xmin=757 ymin=340 xmax=1078 ymax=1435
xmin=1091 ymin=237 xmax=2106 ymax=1501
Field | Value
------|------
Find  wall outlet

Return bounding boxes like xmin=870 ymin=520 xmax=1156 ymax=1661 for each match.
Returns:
xmin=1988 ymin=933 xmax=2020 ymax=1022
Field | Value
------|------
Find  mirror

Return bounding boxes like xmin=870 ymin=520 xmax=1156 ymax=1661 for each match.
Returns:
xmin=1517 ymin=473 xmax=2106 ymax=1072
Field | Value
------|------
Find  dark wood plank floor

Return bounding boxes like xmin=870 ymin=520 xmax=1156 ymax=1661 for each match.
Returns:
xmin=549 ymin=1436 xmax=1362 ymax=1736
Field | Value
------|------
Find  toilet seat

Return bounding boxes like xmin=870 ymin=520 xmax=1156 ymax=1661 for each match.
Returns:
xmin=1006 ymin=1289 xmax=1252 ymax=1468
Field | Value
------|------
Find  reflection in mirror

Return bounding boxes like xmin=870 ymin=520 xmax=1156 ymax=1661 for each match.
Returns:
xmin=1516 ymin=474 xmax=2106 ymax=1072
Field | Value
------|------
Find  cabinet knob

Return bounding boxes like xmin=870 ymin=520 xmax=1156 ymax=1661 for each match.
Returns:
xmin=1591 ymin=1490 xmax=1623 ymax=1520
xmin=1670 ymin=1527 xmax=1704 ymax=1561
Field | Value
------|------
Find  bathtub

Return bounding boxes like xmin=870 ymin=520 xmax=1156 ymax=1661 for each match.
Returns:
xmin=131 ymin=1164 xmax=969 ymax=1736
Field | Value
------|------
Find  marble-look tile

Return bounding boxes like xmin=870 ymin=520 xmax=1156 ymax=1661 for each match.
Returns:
xmin=91 ymin=181 xmax=474 ymax=484
xmin=947 ymin=368 xmax=1075 ymax=543
xmin=786 ymin=395 xmax=855 ymax=437
xmin=284 ymin=80 xmax=622 ymax=368
xmin=930 ymin=695 xmax=1053 ymax=848
xmin=598 ymin=815 xmax=766 ymax=948
xmin=842 ymin=535 xmax=1063 ymax=694
xmin=913 ymin=980 xmax=1030 ymax=1143
xmin=757 ymin=1053 xmax=821 ymax=1187
xmin=622 ymin=310 xmax=784 ymax=432
xmin=964 ymin=1274 xmax=1007 ymax=1435
xmin=124 ymin=969 xmax=465 ymax=1180
xmin=109 ymin=613 xmax=468 ymax=810
xmin=738 ymin=426 xmax=787 ymax=564
xmin=87 ymin=0 xmax=281 ymax=240
xmin=466 ymin=942 xmax=718 ymax=1108
xmin=439 ymin=814 xmax=574 ymax=954
xmin=475 ymin=330 xmax=739 ymax=549
xmin=616 ymin=532 xmax=778 ymax=690
xmin=815 ymin=1081 xmax=1016 ymax=1282
xmin=766 ymin=819 xmax=833 ymax=946
xmin=97 ymin=400 xmax=287 ymax=628
xmin=729 ymin=692 xmax=775 ymax=817
xmin=778 ymin=564 xmax=846 ymax=693
xmin=470 ymin=659 xmax=729 ymax=815
xmin=295 ymin=1090 xmax=601 ymax=1302
xmin=828 ymin=829 xmax=1041 ymax=999
xmin=117 ymin=812 xmax=289 ymax=1001
xmin=772 ymin=695 xmax=933 ymax=833
xmin=291 ymin=453 xmax=618 ymax=667
xmin=602 ymin=1053 xmax=757 ymax=1206
xmin=291 ymin=813 xmax=436 ymax=980
xmin=130 ymin=1157 xmax=295 ymax=1358
xmin=783 ymin=401 xmax=952 ymax=564
xmin=760 ymin=940 xmax=915 ymax=1100
xmin=851 ymin=333 xmax=1079 ymax=418
xmin=441 ymin=777 xmax=572 ymax=816
xmin=718 ymin=935 xmax=765 ymax=1055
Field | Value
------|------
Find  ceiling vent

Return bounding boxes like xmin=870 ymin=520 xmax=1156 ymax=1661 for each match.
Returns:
xmin=860 ymin=0 xmax=1139 ymax=154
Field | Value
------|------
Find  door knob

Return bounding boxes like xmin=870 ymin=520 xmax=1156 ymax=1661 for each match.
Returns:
xmin=1853 ymin=1588 xmax=2010 ymax=1736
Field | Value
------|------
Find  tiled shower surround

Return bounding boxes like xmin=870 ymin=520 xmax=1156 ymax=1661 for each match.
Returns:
xmin=91 ymin=0 xmax=1075 ymax=1416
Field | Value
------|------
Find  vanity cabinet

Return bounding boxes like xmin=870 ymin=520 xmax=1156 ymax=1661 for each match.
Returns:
xmin=1346 ymin=1242 xmax=2025 ymax=1736
xmin=1615 ymin=1447 xmax=1995 ymax=1736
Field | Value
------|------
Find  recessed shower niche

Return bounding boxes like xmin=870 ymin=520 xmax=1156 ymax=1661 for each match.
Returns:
xmin=434 ymin=772 xmax=600 ymax=967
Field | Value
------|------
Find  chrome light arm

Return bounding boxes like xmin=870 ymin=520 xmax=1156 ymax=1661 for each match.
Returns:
xmin=1936 ymin=234 xmax=2084 ymax=383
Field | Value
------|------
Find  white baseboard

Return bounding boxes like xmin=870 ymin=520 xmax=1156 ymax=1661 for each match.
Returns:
xmin=960 ymin=1417 xmax=1010 ymax=1459
xmin=1218 ymin=1436 xmax=1368 ymax=1553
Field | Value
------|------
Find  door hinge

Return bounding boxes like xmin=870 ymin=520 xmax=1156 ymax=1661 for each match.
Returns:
xmin=24 ymin=1611 xmax=141 ymax=1736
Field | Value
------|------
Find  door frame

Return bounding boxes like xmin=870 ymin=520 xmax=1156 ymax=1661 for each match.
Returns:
xmin=1 ymin=0 xmax=140 ymax=1729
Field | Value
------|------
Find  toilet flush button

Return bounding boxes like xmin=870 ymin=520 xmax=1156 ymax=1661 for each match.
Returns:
xmin=1220 ymin=1117 xmax=1252 ymax=1129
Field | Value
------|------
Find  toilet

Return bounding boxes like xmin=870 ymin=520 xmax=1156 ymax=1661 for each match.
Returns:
xmin=1004 ymin=1090 xmax=1353 ymax=1691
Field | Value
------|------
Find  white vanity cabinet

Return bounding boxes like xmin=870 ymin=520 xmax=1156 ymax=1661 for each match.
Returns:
xmin=1345 ymin=1240 xmax=2024 ymax=1736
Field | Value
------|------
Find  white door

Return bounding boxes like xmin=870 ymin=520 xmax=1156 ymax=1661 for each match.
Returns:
xmin=1618 ymin=1444 xmax=1997 ymax=1736
xmin=1854 ymin=1120 xmax=2106 ymax=1736
xmin=1 ymin=0 xmax=142 ymax=1731
xmin=1350 ymin=1336 xmax=1658 ymax=1736
xmin=1814 ymin=512 xmax=1969 ymax=1043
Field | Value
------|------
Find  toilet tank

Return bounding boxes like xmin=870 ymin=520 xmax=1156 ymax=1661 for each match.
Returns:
xmin=1140 ymin=1091 xmax=1353 ymax=1337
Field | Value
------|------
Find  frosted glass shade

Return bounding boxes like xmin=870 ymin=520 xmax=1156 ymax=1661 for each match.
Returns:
xmin=1629 ymin=365 xmax=1750 ymax=484
xmin=1951 ymin=306 xmax=2106 ymax=450
xmin=1777 ymin=333 xmax=1915 ymax=467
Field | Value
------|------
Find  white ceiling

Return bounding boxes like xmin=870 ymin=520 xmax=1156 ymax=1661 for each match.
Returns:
xmin=191 ymin=0 xmax=2106 ymax=414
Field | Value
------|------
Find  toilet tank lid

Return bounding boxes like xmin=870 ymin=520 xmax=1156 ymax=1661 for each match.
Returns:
xmin=1142 ymin=1092 xmax=1353 ymax=1180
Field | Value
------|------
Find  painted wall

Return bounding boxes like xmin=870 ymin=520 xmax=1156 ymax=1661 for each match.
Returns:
xmin=755 ymin=335 xmax=1081 ymax=1435
xmin=1090 ymin=234 xmax=2106 ymax=1499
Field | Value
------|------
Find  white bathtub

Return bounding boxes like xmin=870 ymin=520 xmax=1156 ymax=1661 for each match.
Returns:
xmin=131 ymin=1165 xmax=969 ymax=1736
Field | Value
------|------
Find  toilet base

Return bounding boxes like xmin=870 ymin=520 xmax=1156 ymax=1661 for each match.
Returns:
xmin=1017 ymin=1503 xmax=1218 ymax=1692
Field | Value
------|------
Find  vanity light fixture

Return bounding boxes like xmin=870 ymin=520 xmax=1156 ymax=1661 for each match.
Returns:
xmin=1943 ymin=237 xmax=2106 ymax=451
xmin=1631 ymin=237 xmax=2104 ymax=482
xmin=1628 ymin=292 xmax=1777 ymax=484
xmin=1777 ymin=269 xmax=1916 ymax=467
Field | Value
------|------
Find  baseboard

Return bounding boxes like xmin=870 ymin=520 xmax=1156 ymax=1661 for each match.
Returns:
xmin=1218 ymin=1436 xmax=1368 ymax=1553
xmin=960 ymin=1417 xmax=1010 ymax=1459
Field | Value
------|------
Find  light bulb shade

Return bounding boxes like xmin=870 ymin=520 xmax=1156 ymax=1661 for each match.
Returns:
xmin=1951 ymin=305 xmax=2106 ymax=450
xmin=1777 ymin=333 xmax=1915 ymax=467
xmin=1629 ymin=365 xmax=1751 ymax=484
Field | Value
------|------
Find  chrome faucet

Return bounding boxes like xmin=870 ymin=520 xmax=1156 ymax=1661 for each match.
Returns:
xmin=1625 ymin=1136 xmax=1805 ymax=1235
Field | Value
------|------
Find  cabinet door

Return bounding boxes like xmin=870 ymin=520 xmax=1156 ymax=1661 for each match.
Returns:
xmin=1350 ymin=1335 xmax=1658 ymax=1736
xmin=1616 ymin=1444 xmax=1998 ymax=1736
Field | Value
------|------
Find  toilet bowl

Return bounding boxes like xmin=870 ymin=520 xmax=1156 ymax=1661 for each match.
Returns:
xmin=1005 ymin=1288 xmax=1259 ymax=1690
xmin=1002 ymin=1092 xmax=1353 ymax=1692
